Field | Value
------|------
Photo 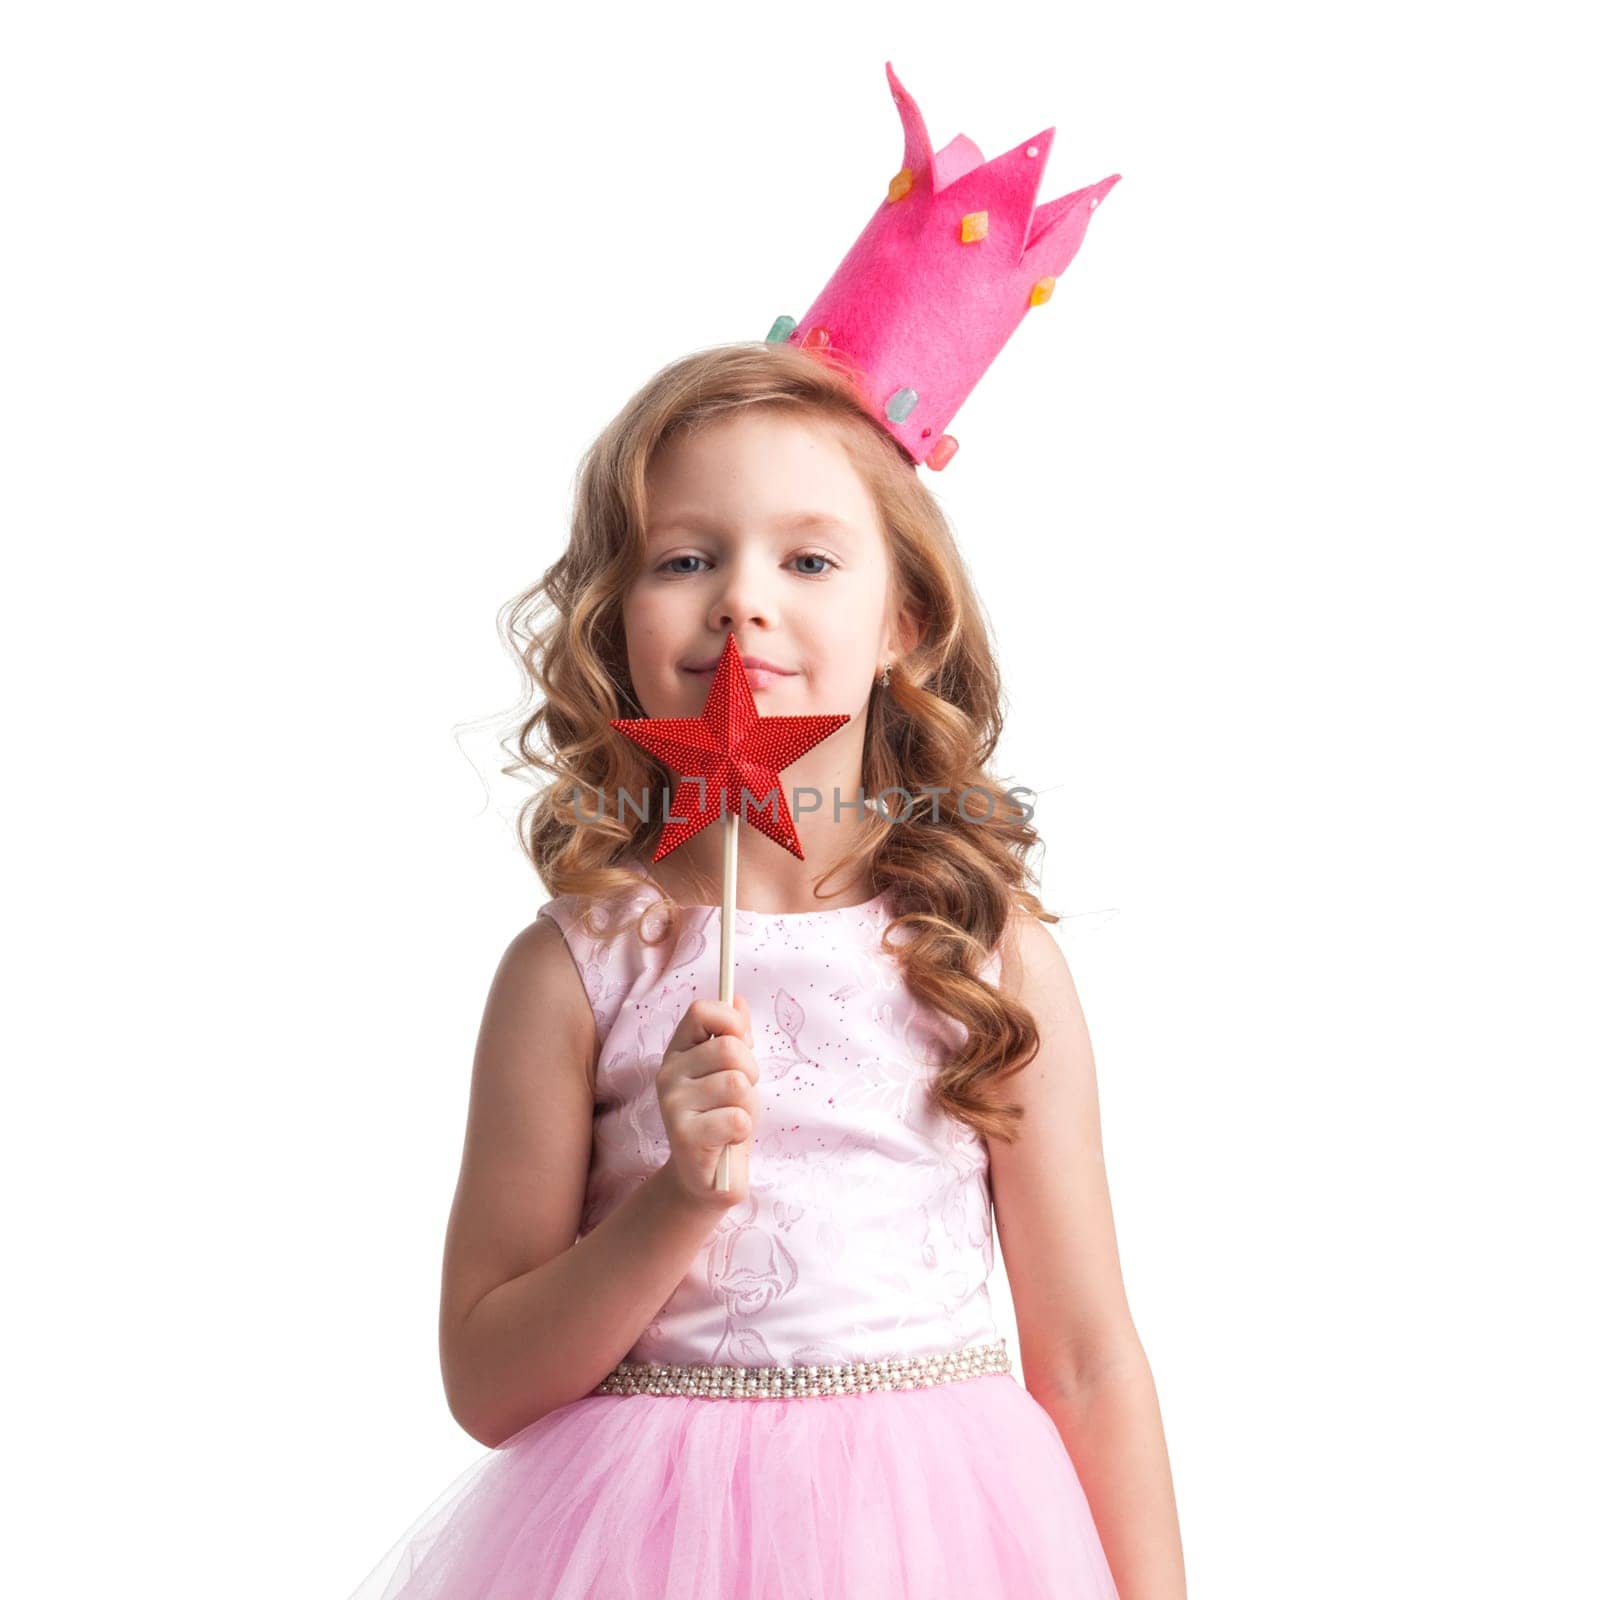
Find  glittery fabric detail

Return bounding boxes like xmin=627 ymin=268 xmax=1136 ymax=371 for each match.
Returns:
xmin=537 ymin=865 xmax=1006 ymax=1371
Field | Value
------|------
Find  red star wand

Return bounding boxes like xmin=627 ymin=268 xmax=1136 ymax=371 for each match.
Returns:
xmin=610 ymin=631 xmax=850 ymax=1192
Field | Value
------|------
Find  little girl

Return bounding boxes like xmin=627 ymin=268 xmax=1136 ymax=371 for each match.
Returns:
xmin=348 ymin=64 xmax=1184 ymax=1598
xmin=344 ymin=342 xmax=1184 ymax=1599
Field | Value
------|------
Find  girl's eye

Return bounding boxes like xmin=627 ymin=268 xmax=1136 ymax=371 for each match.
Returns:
xmin=655 ymin=552 xmax=838 ymax=577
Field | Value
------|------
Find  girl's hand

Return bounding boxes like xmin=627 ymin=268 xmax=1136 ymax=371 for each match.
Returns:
xmin=656 ymin=995 xmax=760 ymax=1209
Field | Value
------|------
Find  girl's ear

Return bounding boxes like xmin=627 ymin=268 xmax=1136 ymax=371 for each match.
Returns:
xmin=892 ymin=598 xmax=927 ymax=662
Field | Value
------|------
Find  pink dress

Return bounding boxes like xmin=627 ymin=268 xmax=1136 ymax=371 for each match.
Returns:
xmin=347 ymin=866 xmax=1120 ymax=1599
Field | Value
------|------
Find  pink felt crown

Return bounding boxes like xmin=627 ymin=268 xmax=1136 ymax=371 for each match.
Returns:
xmin=768 ymin=61 xmax=1120 ymax=471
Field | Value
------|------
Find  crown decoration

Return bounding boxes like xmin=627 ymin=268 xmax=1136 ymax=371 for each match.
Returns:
xmin=766 ymin=61 xmax=1120 ymax=470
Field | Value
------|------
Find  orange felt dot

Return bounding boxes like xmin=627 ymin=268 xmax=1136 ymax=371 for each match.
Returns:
xmin=886 ymin=167 xmax=914 ymax=202
xmin=959 ymin=211 xmax=988 ymax=243
xmin=1029 ymin=276 xmax=1056 ymax=307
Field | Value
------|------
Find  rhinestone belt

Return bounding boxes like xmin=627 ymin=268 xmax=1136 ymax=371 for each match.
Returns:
xmin=592 ymin=1337 xmax=1012 ymax=1400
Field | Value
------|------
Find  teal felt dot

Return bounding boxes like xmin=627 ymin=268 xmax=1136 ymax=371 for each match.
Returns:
xmin=885 ymin=386 xmax=919 ymax=423
xmin=766 ymin=315 xmax=797 ymax=343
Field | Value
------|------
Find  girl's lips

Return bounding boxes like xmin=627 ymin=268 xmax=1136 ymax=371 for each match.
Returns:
xmin=682 ymin=665 xmax=790 ymax=688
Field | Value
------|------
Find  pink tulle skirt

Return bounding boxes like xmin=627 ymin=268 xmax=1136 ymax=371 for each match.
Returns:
xmin=346 ymin=1372 xmax=1119 ymax=1599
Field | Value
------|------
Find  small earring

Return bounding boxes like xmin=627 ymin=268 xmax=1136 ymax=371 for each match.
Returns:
xmin=878 ymin=662 xmax=892 ymax=688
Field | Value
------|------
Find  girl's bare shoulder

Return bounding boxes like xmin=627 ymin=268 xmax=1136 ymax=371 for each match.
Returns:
xmin=486 ymin=911 xmax=598 ymax=1092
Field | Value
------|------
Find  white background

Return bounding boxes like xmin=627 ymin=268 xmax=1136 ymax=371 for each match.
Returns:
xmin=5 ymin=3 xmax=1595 ymax=1596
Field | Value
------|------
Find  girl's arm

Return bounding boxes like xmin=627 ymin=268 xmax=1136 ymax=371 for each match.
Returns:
xmin=988 ymin=916 xmax=1187 ymax=1600
xmin=436 ymin=918 xmax=722 ymax=1447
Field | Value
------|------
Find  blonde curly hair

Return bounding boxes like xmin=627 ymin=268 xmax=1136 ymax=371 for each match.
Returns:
xmin=491 ymin=339 xmax=1057 ymax=1143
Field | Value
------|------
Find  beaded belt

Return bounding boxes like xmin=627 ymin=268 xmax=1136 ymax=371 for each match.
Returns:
xmin=592 ymin=1336 xmax=1012 ymax=1400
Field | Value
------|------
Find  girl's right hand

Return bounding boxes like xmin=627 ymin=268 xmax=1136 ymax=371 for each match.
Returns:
xmin=656 ymin=995 xmax=761 ymax=1209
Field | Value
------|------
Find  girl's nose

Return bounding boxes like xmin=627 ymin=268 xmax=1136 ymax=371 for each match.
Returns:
xmin=710 ymin=602 xmax=771 ymax=633
xmin=706 ymin=565 xmax=773 ymax=633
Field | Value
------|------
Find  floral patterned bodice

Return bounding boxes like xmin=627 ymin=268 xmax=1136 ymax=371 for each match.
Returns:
xmin=536 ymin=867 xmax=1005 ymax=1369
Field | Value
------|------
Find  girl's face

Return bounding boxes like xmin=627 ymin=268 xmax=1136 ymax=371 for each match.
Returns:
xmin=623 ymin=410 xmax=908 ymax=741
